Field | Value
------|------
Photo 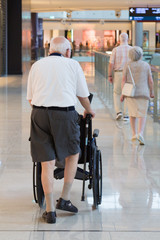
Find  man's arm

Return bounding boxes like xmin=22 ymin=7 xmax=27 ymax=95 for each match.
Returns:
xmin=108 ymin=63 xmax=114 ymax=83
xmin=148 ymin=75 xmax=154 ymax=98
xmin=77 ymin=96 xmax=95 ymax=118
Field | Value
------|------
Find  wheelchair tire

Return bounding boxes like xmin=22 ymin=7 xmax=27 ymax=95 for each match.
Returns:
xmin=97 ymin=150 xmax=102 ymax=205
xmin=33 ymin=162 xmax=45 ymax=208
xmin=92 ymin=145 xmax=98 ymax=208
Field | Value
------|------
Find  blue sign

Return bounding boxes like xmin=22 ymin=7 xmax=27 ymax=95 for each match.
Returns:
xmin=129 ymin=7 xmax=160 ymax=21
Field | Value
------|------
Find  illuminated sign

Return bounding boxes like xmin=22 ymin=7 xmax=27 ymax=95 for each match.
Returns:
xmin=129 ymin=7 xmax=160 ymax=21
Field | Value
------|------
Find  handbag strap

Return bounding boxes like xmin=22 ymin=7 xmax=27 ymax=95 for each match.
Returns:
xmin=128 ymin=65 xmax=135 ymax=86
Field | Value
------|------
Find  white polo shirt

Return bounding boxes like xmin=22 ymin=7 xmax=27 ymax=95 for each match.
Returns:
xmin=27 ymin=55 xmax=89 ymax=107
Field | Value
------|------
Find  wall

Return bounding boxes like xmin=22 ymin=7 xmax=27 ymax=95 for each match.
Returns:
xmin=43 ymin=29 xmax=65 ymax=47
xmin=43 ymin=29 xmax=52 ymax=46
xmin=157 ymin=23 xmax=160 ymax=31
xmin=43 ymin=21 xmax=131 ymax=31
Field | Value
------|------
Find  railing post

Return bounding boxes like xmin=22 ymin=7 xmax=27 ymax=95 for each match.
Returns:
xmin=153 ymin=71 xmax=158 ymax=122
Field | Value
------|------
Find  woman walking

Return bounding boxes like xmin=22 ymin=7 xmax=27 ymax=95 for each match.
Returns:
xmin=121 ymin=46 xmax=154 ymax=145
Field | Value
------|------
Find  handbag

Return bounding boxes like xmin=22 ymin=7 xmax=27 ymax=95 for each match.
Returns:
xmin=122 ymin=65 xmax=136 ymax=97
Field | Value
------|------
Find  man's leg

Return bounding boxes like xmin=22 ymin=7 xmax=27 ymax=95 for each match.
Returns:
xmin=56 ymin=153 xmax=79 ymax=213
xmin=61 ymin=153 xmax=79 ymax=200
xmin=41 ymin=160 xmax=55 ymax=212
xmin=114 ymin=92 xmax=122 ymax=114
xmin=113 ymin=72 xmax=123 ymax=120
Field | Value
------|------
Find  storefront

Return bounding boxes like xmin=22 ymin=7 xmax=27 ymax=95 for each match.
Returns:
xmin=43 ymin=20 xmax=132 ymax=52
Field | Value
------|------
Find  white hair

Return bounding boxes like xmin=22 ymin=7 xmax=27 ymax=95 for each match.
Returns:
xmin=120 ymin=32 xmax=128 ymax=43
xmin=129 ymin=46 xmax=143 ymax=61
xmin=49 ymin=36 xmax=71 ymax=55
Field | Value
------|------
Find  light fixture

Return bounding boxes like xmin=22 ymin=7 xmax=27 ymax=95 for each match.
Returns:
xmin=67 ymin=11 xmax=72 ymax=19
xmin=99 ymin=19 xmax=104 ymax=25
xmin=115 ymin=10 xmax=121 ymax=18
xmin=61 ymin=19 xmax=66 ymax=25
xmin=50 ymin=16 xmax=55 ymax=19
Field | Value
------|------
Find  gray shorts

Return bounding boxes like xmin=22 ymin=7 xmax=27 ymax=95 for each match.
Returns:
xmin=30 ymin=108 xmax=80 ymax=164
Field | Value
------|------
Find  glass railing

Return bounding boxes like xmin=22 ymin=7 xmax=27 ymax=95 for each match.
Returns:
xmin=94 ymin=51 xmax=160 ymax=123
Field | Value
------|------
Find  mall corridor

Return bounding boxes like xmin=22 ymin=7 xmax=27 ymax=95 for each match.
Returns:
xmin=0 ymin=62 xmax=160 ymax=239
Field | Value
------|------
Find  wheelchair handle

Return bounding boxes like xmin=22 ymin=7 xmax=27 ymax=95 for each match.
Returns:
xmin=86 ymin=114 xmax=92 ymax=123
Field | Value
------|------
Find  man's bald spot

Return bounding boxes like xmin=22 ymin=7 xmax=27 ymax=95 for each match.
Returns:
xmin=52 ymin=36 xmax=66 ymax=45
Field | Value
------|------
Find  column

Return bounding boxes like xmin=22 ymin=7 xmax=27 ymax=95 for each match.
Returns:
xmin=7 ymin=0 xmax=22 ymax=74
xmin=0 ymin=0 xmax=7 ymax=76
xmin=132 ymin=21 xmax=143 ymax=47
xmin=31 ymin=13 xmax=38 ymax=61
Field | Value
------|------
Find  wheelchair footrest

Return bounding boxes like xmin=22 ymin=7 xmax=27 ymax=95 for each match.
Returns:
xmin=54 ymin=167 xmax=89 ymax=181
xmin=75 ymin=167 xmax=89 ymax=181
xmin=54 ymin=168 xmax=64 ymax=179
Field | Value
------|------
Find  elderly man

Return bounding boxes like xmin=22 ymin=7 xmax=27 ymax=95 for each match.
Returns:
xmin=27 ymin=36 xmax=95 ymax=224
xmin=108 ymin=33 xmax=132 ymax=121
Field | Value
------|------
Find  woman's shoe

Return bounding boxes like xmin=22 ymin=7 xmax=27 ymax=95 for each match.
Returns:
xmin=138 ymin=134 xmax=145 ymax=145
xmin=131 ymin=134 xmax=137 ymax=141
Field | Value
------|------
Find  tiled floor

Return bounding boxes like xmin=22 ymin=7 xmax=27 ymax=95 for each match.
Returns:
xmin=0 ymin=62 xmax=160 ymax=240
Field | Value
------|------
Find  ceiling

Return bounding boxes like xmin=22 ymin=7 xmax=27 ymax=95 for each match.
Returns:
xmin=31 ymin=0 xmax=160 ymax=12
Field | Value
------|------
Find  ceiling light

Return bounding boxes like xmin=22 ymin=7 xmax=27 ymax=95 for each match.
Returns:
xmin=61 ymin=19 xmax=66 ymax=25
xmin=100 ymin=19 xmax=104 ymax=25
xmin=67 ymin=11 xmax=72 ymax=19
xmin=50 ymin=16 xmax=55 ymax=19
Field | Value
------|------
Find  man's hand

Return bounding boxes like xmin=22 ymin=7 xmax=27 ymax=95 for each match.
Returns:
xmin=78 ymin=96 xmax=96 ymax=119
xmin=83 ymin=109 xmax=96 ymax=119
xmin=108 ymin=76 xmax=113 ymax=84
xmin=120 ymin=95 xmax=124 ymax=102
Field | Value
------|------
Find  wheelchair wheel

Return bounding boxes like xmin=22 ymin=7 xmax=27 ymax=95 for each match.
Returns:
xmin=97 ymin=150 xmax=102 ymax=205
xmin=33 ymin=162 xmax=45 ymax=208
xmin=92 ymin=145 xmax=98 ymax=208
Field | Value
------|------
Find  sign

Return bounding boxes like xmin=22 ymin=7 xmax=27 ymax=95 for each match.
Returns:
xmin=129 ymin=7 xmax=160 ymax=21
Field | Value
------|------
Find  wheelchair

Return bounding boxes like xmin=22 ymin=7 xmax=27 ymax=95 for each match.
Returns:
xmin=33 ymin=94 xmax=102 ymax=209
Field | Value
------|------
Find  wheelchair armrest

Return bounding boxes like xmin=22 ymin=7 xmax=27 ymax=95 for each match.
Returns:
xmin=93 ymin=129 xmax=99 ymax=138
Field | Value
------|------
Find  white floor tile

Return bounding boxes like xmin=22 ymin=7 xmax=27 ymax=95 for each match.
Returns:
xmin=110 ymin=232 xmax=160 ymax=240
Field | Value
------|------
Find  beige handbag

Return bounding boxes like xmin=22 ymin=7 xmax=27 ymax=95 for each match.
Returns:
xmin=122 ymin=65 xmax=136 ymax=97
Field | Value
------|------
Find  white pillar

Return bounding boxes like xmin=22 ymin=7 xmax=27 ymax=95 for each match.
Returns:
xmin=132 ymin=21 xmax=143 ymax=47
